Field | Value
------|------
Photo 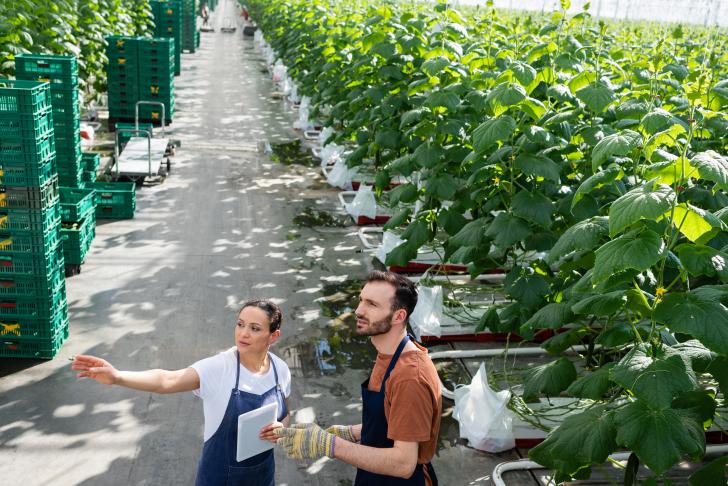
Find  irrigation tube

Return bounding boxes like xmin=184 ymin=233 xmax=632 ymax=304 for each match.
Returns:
xmin=491 ymin=445 xmax=728 ymax=486
xmin=430 ymin=346 xmax=593 ymax=400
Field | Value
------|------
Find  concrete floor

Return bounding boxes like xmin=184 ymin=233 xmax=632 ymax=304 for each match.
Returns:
xmin=0 ymin=1 xmax=537 ymax=485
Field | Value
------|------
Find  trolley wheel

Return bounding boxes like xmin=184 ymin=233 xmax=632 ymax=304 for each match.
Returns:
xmin=65 ymin=264 xmax=82 ymax=277
xmin=167 ymin=158 xmax=171 ymax=173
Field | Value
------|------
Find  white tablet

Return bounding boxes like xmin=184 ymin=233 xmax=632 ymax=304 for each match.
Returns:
xmin=236 ymin=402 xmax=278 ymax=462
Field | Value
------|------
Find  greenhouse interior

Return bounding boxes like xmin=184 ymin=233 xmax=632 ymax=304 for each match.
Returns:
xmin=1 ymin=0 xmax=728 ymax=484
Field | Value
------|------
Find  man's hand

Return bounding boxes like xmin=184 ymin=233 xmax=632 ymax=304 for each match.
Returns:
xmin=71 ymin=355 xmax=119 ymax=385
xmin=326 ymin=425 xmax=357 ymax=442
xmin=275 ymin=423 xmax=336 ymax=460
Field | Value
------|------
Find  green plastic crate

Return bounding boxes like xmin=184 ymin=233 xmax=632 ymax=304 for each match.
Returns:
xmin=0 ymin=265 xmax=64 ymax=300
xmin=0 ymin=110 xmax=53 ymax=142
xmin=15 ymin=55 xmax=78 ymax=86
xmin=59 ymin=187 xmax=95 ymax=222
xmin=0 ymin=79 xmax=52 ymax=116
xmin=0 ymin=240 xmax=64 ymax=277
xmin=0 ymin=201 xmax=61 ymax=234
xmin=88 ymin=181 xmax=135 ymax=206
xmin=0 ymin=284 xmax=66 ymax=321
xmin=61 ymin=213 xmax=95 ymax=264
xmin=0 ymin=177 xmax=59 ymax=210
xmin=0 ymin=226 xmax=61 ymax=256
xmin=0 ymin=158 xmax=57 ymax=187
xmin=82 ymin=169 xmax=96 ymax=183
xmin=81 ymin=153 xmax=100 ymax=172
xmin=0 ymin=319 xmax=68 ymax=359
xmin=0 ymin=131 xmax=55 ymax=165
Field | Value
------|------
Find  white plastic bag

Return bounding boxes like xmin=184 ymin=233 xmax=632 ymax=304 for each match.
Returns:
xmin=376 ymin=231 xmax=404 ymax=265
xmin=453 ymin=363 xmax=515 ymax=453
xmin=318 ymin=126 xmax=334 ymax=146
xmin=326 ymin=158 xmax=356 ymax=190
xmin=319 ymin=143 xmax=344 ymax=168
xmin=293 ymin=96 xmax=314 ymax=130
xmin=344 ymin=184 xmax=377 ymax=220
xmin=272 ymin=60 xmax=287 ymax=82
xmin=409 ymin=285 xmax=443 ymax=340
xmin=289 ymin=82 xmax=300 ymax=104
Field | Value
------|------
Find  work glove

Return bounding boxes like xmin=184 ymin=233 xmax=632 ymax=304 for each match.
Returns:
xmin=275 ymin=423 xmax=336 ymax=460
xmin=326 ymin=425 xmax=357 ymax=442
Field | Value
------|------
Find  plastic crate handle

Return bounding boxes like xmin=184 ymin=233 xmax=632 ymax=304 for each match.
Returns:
xmin=0 ymin=302 xmax=17 ymax=309
xmin=37 ymin=62 xmax=50 ymax=69
xmin=0 ymin=257 xmax=12 ymax=267
xmin=0 ymin=280 xmax=15 ymax=288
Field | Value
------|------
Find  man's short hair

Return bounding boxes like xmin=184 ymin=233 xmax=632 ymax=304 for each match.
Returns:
xmin=366 ymin=270 xmax=417 ymax=322
xmin=239 ymin=299 xmax=283 ymax=332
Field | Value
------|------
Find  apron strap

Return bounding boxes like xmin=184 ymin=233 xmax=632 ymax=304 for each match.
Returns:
xmin=269 ymin=353 xmax=284 ymax=395
xmin=234 ymin=350 xmax=241 ymax=394
xmin=379 ymin=335 xmax=410 ymax=393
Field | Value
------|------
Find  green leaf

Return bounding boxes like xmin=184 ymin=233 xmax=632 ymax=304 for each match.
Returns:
xmin=383 ymin=208 xmax=411 ymax=230
xmin=475 ymin=307 xmax=500 ymax=333
xmin=529 ymin=406 xmax=617 ymax=477
xmin=690 ymin=151 xmax=728 ymax=191
xmin=572 ymin=165 xmax=623 ymax=208
xmin=389 ymin=183 xmax=418 ymax=205
xmin=472 ymin=115 xmax=516 ymax=152
xmin=523 ymin=357 xmax=577 ymax=398
xmin=439 ymin=208 xmax=468 ymax=236
xmin=592 ymin=230 xmax=665 ymax=283
xmin=449 ymin=218 xmax=486 ymax=247
xmin=485 ymin=213 xmax=532 ymax=248
xmin=425 ymin=91 xmax=460 ymax=112
xmin=669 ymin=204 xmax=720 ymax=244
xmin=504 ymin=268 xmax=550 ymax=308
xmin=644 ymin=124 xmax=687 ymax=159
xmin=375 ymin=129 xmax=400 ymax=150
xmin=608 ymin=182 xmax=677 ymax=236
xmin=401 ymin=219 xmax=433 ymax=248
xmin=521 ymin=97 xmax=547 ymax=121
xmin=654 ymin=292 xmax=728 ymax=356
xmin=413 ymin=141 xmax=443 ymax=168
xmin=614 ymin=400 xmax=704 ymax=476
xmin=548 ymin=216 xmax=609 ymax=263
xmin=610 ymin=344 xmax=655 ymax=386
xmin=421 ymin=56 xmax=449 ymax=77
xmin=514 ymin=153 xmax=561 ymax=183
xmin=526 ymin=41 xmax=557 ymax=63
xmin=576 ymin=82 xmax=615 ymax=113
xmin=400 ymin=108 xmax=430 ymax=128
xmin=567 ymin=364 xmax=616 ymax=400
xmin=385 ymin=240 xmax=417 ymax=267
xmin=487 ymin=82 xmax=526 ymax=114
xmin=640 ymin=108 xmax=674 ymax=135
xmin=521 ymin=302 xmax=574 ymax=332
xmin=645 ymin=156 xmax=696 ymax=185
xmin=632 ymin=355 xmax=697 ymax=408
xmin=512 ymin=190 xmax=553 ymax=228
xmin=426 ymin=175 xmax=457 ymax=200
xmin=689 ymin=455 xmax=728 ymax=486
xmin=509 ymin=61 xmax=537 ymax=86
xmin=592 ymin=129 xmax=642 ymax=170
xmin=571 ymin=290 xmax=627 ymax=316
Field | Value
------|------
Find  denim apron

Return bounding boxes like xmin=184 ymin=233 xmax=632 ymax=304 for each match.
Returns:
xmin=195 ymin=351 xmax=287 ymax=486
xmin=354 ymin=336 xmax=438 ymax=485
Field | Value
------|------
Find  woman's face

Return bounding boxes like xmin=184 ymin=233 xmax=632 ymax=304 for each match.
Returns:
xmin=235 ymin=306 xmax=280 ymax=356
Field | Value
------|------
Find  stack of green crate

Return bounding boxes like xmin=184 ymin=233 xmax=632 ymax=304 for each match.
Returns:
xmin=181 ymin=0 xmax=198 ymax=53
xmin=59 ymin=187 xmax=96 ymax=267
xmin=81 ymin=152 xmax=100 ymax=185
xmin=151 ymin=0 xmax=182 ymax=76
xmin=15 ymin=55 xmax=83 ymax=189
xmin=86 ymin=182 xmax=136 ymax=219
xmin=137 ymin=37 xmax=175 ymax=122
xmin=106 ymin=36 xmax=174 ymax=126
xmin=0 ymin=79 xmax=68 ymax=359
xmin=106 ymin=36 xmax=140 ymax=123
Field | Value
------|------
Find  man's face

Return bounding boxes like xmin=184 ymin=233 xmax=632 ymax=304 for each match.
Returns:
xmin=355 ymin=281 xmax=396 ymax=336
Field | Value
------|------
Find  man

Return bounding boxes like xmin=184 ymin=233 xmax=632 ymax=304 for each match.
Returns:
xmin=276 ymin=270 xmax=441 ymax=485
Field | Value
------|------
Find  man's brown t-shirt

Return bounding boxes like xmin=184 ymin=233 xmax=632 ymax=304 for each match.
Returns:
xmin=367 ymin=340 xmax=442 ymax=480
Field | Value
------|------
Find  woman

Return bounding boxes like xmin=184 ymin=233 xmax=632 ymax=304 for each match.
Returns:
xmin=71 ymin=299 xmax=290 ymax=486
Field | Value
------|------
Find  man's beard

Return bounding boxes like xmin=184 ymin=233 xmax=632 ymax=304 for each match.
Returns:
xmin=356 ymin=311 xmax=393 ymax=336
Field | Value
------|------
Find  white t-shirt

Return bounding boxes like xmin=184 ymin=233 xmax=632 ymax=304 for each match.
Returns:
xmin=191 ymin=347 xmax=291 ymax=441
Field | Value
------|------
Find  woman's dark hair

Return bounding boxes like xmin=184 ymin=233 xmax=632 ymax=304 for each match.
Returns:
xmin=366 ymin=270 xmax=418 ymax=322
xmin=238 ymin=299 xmax=282 ymax=332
